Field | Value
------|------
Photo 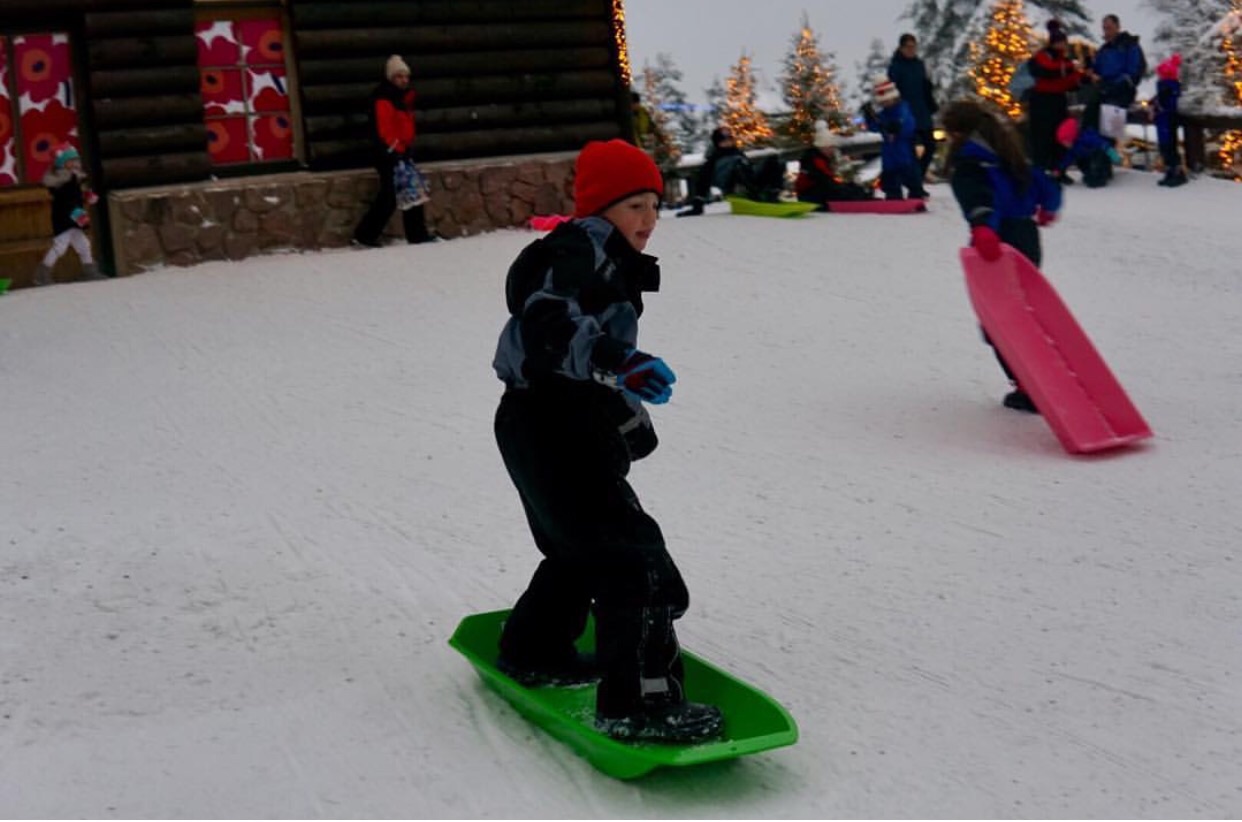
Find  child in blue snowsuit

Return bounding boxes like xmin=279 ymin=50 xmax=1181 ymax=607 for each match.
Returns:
xmin=942 ymin=100 xmax=1062 ymax=414
xmin=864 ymin=77 xmax=927 ymax=200
xmin=1151 ymin=54 xmax=1187 ymax=187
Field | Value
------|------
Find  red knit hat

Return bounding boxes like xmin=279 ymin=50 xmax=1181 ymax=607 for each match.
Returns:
xmin=573 ymin=139 xmax=663 ymax=218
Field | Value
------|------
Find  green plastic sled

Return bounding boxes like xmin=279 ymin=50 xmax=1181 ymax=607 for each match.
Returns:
xmin=448 ymin=609 xmax=798 ymax=780
xmin=0 ymin=278 xmax=10 ymax=294
xmin=724 ymin=196 xmax=818 ymax=218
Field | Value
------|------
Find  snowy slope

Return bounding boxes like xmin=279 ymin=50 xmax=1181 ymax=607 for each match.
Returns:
xmin=2 ymin=169 xmax=1240 ymax=818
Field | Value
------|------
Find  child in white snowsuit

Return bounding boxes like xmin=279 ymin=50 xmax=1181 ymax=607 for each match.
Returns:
xmin=491 ymin=139 xmax=723 ymax=744
xmin=34 ymin=144 xmax=102 ymax=286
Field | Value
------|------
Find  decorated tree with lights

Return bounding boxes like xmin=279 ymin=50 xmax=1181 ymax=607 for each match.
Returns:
xmin=721 ymin=53 xmax=773 ymax=148
xmin=1205 ymin=3 xmax=1242 ymax=176
xmin=780 ymin=13 xmax=846 ymax=142
xmin=966 ymin=0 xmax=1037 ymax=118
xmin=639 ymin=62 xmax=682 ymax=170
xmin=640 ymin=53 xmax=701 ymax=154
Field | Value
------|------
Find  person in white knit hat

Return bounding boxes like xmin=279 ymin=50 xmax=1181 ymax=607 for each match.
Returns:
xmin=863 ymin=76 xmax=927 ymax=200
xmin=794 ymin=120 xmax=873 ymax=206
xmin=354 ymin=54 xmax=434 ymax=246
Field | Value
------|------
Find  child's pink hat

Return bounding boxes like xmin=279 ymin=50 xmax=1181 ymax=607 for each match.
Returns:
xmin=1156 ymin=54 xmax=1181 ymax=81
xmin=1056 ymin=118 xmax=1079 ymax=149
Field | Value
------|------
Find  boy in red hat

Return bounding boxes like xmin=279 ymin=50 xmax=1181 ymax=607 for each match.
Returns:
xmin=490 ymin=139 xmax=723 ymax=743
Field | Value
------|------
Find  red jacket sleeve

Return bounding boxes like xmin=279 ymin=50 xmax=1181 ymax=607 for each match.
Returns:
xmin=375 ymin=93 xmax=417 ymax=152
xmin=1030 ymin=50 xmax=1083 ymax=94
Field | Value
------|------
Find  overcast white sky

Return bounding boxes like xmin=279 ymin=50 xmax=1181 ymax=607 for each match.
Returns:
xmin=623 ymin=0 xmax=1161 ymax=108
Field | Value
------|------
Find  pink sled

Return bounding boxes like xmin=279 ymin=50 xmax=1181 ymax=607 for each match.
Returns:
xmin=825 ymin=199 xmax=927 ymax=214
xmin=960 ymin=244 xmax=1152 ymax=455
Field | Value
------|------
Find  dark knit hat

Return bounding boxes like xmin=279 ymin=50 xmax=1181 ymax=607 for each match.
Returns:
xmin=572 ymin=139 xmax=663 ymax=218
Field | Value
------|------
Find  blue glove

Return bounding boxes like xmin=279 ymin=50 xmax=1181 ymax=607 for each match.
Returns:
xmin=596 ymin=350 xmax=676 ymax=404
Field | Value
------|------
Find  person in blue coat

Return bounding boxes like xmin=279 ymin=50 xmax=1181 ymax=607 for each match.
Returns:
xmin=887 ymin=33 xmax=940 ymax=179
xmin=863 ymin=76 xmax=927 ymax=200
xmin=1085 ymin=14 xmax=1148 ymax=142
xmin=943 ymin=99 xmax=1062 ymax=414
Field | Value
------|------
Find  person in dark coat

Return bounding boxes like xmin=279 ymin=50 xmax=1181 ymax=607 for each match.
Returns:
xmin=794 ymin=120 xmax=874 ymax=206
xmin=676 ymin=126 xmax=784 ymax=216
xmin=943 ymin=100 xmax=1062 ymax=414
xmin=1027 ymin=20 xmax=1085 ymax=179
xmin=32 ymin=143 xmax=103 ymax=285
xmin=1151 ymin=54 xmax=1187 ymax=187
xmin=491 ymin=139 xmax=723 ymax=744
xmin=353 ymin=54 xmax=433 ymax=247
xmin=863 ymin=77 xmax=927 ymax=200
xmin=887 ymin=33 xmax=940 ymax=178
xmin=1084 ymin=14 xmax=1148 ymax=143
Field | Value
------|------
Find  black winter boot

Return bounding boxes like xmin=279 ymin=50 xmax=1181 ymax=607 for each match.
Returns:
xmin=1003 ymin=389 xmax=1039 ymax=414
xmin=596 ymin=700 xmax=724 ymax=743
xmin=676 ymin=197 xmax=705 ymax=217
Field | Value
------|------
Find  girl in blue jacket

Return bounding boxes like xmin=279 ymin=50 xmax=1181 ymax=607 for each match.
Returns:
xmin=943 ymin=100 xmax=1062 ymax=413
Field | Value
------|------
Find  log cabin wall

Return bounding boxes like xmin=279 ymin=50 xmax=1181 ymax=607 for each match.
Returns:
xmin=290 ymin=0 xmax=630 ymax=169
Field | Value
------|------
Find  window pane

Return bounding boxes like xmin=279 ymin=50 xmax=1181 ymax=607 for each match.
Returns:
xmin=206 ymin=117 xmax=248 ymax=164
xmin=0 ymin=37 xmax=17 ymax=187
xmin=15 ymin=33 xmax=79 ymax=184
xmin=250 ymin=114 xmax=293 ymax=161
xmin=196 ymin=20 xmax=240 ymax=68
xmin=202 ymin=68 xmax=244 ymax=117
xmin=238 ymin=19 xmax=284 ymax=66
xmin=246 ymin=66 xmax=288 ymax=113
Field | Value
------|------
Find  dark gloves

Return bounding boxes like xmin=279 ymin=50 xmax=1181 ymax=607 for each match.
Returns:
xmin=594 ymin=349 xmax=676 ymax=404
xmin=971 ymin=225 xmax=1002 ymax=261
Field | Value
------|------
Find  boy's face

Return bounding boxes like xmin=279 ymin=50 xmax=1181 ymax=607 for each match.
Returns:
xmin=392 ymin=72 xmax=410 ymax=89
xmin=63 ymin=158 xmax=82 ymax=172
xmin=601 ymin=192 xmax=659 ymax=252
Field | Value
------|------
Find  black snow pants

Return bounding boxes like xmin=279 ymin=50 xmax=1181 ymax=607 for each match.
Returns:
xmin=493 ymin=385 xmax=689 ymax=718
xmin=354 ymin=154 xmax=430 ymax=245
xmin=982 ymin=218 xmax=1043 ymax=383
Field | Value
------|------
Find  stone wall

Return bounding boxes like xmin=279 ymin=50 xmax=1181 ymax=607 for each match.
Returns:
xmin=107 ymin=152 xmax=577 ymax=275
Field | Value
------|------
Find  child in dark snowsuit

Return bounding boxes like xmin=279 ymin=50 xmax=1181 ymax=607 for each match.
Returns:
xmin=677 ymin=126 xmax=785 ymax=216
xmin=491 ymin=139 xmax=723 ymax=743
xmin=943 ymin=100 xmax=1062 ymax=414
xmin=863 ymin=76 xmax=927 ymax=200
xmin=1055 ymin=117 xmax=1117 ymax=188
xmin=1151 ymin=54 xmax=1187 ymax=187
xmin=794 ymin=120 xmax=874 ymax=206
xmin=33 ymin=143 xmax=102 ymax=286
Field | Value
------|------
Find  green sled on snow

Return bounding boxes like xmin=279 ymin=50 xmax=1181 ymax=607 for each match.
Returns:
xmin=448 ymin=609 xmax=798 ymax=780
xmin=0 ymin=278 xmax=11 ymax=294
xmin=724 ymin=196 xmax=818 ymax=218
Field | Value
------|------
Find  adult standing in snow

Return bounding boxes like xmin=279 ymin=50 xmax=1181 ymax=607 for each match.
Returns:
xmin=1086 ymin=14 xmax=1147 ymax=145
xmin=1027 ymin=21 xmax=1085 ymax=180
xmin=353 ymin=54 xmax=433 ymax=247
xmin=887 ymin=33 xmax=939 ymax=180
xmin=943 ymin=100 xmax=1062 ymax=414
xmin=491 ymin=139 xmax=723 ymax=743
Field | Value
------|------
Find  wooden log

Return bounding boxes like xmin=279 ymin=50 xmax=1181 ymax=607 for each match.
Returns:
xmin=92 ymin=94 xmax=204 ymax=130
xmin=308 ymin=121 xmax=620 ymax=166
xmin=100 ymin=151 xmax=211 ymax=190
xmin=0 ymin=0 xmax=84 ymax=16
xmin=291 ymin=0 xmax=604 ymax=29
xmin=84 ymin=8 xmax=194 ymax=37
xmin=297 ymin=47 xmax=612 ymax=85
xmin=304 ymin=99 xmax=614 ymax=142
xmin=96 ymin=123 xmax=208 ymax=158
xmin=294 ymin=21 xmax=610 ymax=58
xmin=88 ymin=36 xmax=197 ymax=70
xmin=89 ymin=64 xmax=200 ymax=98
xmin=301 ymin=71 xmax=618 ymax=115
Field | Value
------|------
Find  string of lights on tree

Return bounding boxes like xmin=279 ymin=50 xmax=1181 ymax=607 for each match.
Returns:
xmin=781 ymin=16 xmax=846 ymax=142
xmin=640 ymin=64 xmax=682 ymax=170
xmin=967 ymin=0 xmax=1036 ymax=118
xmin=1218 ymin=2 xmax=1242 ymax=180
xmin=610 ymin=0 xmax=631 ymax=87
xmin=723 ymin=54 xmax=774 ymax=148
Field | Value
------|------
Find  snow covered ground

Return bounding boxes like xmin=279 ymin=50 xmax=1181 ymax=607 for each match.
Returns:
xmin=2 ymin=168 xmax=1240 ymax=818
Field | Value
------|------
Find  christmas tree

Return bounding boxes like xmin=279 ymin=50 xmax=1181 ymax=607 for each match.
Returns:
xmin=967 ymin=0 xmax=1037 ymax=118
xmin=639 ymin=62 xmax=682 ymax=171
xmin=640 ymin=53 xmax=700 ymax=155
xmin=1209 ymin=3 xmax=1242 ymax=177
xmin=853 ymin=38 xmax=893 ymax=114
xmin=780 ymin=13 xmax=846 ymax=142
xmin=721 ymin=53 xmax=774 ymax=148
